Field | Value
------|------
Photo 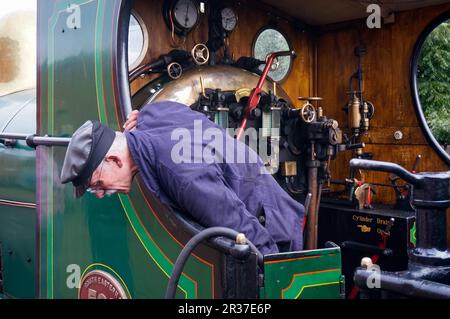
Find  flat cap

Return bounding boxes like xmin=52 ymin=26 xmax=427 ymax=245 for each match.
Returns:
xmin=60 ymin=120 xmax=116 ymax=198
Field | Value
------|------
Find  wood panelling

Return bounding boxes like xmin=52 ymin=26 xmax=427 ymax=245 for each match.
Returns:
xmin=130 ymin=0 xmax=208 ymax=94
xmin=318 ymin=3 xmax=450 ymax=201
xmin=130 ymin=0 xmax=313 ymax=101
xmin=361 ymin=127 xmax=428 ymax=145
xmin=317 ymin=4 xmax=450 ymax=242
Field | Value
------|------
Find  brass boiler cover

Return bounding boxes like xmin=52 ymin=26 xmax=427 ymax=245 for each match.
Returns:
xmin=149 ymin=65 xmax=293 ymax=106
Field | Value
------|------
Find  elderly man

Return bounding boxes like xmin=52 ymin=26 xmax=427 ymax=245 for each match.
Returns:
xmin=60 ymin=101 xmax=305 ymax=255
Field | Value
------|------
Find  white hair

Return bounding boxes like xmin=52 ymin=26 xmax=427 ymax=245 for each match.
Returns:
xmin=107 ymin=132 xmax=127 ymax=154
xmin=93 ymin=132 xmax=128 ymax=174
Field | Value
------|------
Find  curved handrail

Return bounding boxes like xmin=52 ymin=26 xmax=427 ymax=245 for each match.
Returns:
xmin=349 ymin=159 xmax=424 ymax=187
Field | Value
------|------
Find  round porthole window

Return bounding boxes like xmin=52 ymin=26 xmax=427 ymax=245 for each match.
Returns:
xmin=128 ymin=12 xmax=148 ymax=70
xmin=412 ymin=11 xmax=450 ymax=164
xmin=253 ymin=28 xmax=293 ymax=82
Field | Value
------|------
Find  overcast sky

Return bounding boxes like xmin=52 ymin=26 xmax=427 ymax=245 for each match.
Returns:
xmin=0 ymin=0 xmax=36 ymax=20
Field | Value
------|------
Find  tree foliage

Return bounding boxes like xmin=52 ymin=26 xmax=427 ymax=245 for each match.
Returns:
xmin=417 ymin=20 xmax=450 ymax=148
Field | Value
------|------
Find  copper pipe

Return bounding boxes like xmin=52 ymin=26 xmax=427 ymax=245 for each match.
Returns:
xmin=305 ymin=142 xmax=319 ymax=250
xmin=305 ymin=165 xmax=319 ymax=250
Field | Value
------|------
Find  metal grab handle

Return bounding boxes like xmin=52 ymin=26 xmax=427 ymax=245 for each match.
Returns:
xmin=349 ymin=159 xmax=424 ymax=187
xmin=0 ymin=133 xmax=29 ymax=140
xmin=0 ymin=133 xmax=70 ymax=148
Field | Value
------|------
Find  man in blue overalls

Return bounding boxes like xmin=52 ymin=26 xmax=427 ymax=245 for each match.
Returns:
xmin=60 ymin=101 xmax=305 ymax=255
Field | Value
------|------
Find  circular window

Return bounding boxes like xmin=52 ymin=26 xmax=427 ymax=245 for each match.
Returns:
xmin=412 ymin=11 xmax=450 ymax=164
xmin=253 ymin=28 xmax=293 ymax=82
xmin=128 ymin=12 xmax=148 ymax=70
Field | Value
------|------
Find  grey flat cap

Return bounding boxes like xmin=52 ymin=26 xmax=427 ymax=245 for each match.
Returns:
xmin=61 ymin=120 xmax=116 ymax=198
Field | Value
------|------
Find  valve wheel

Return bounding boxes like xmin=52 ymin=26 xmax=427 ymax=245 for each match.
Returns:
xmin=192 ymin=43 xmax=210 ymax=65
xmin=300 ymin=103 xmax=316 ymax=123
xmin=167 ymin=62 xmax=183 ymax=80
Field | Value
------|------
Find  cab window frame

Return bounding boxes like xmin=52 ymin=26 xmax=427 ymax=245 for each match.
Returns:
xmin=128 ymin=10 xmax=149 ymax=71
xmin=411 ymin=10 xmax=450 ymax=165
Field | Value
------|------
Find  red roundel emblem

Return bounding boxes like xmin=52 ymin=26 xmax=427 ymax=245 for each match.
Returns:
xmin=79 ymin=270 xmax=128 ymax=299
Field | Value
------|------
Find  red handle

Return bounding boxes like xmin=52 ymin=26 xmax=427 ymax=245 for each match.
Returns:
xmin=236 ymin=51 xmax=295 ymax=140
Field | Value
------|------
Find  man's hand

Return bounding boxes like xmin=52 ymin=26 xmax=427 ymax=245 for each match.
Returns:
xmin=123 ymin=110 xmax=140 ymax=132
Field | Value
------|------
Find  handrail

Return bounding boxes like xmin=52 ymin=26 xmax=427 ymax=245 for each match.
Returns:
xmin=349 ymin=159 xmax=424 ymax=187
xmin=0 ymin=133 xmax=71 ymax=148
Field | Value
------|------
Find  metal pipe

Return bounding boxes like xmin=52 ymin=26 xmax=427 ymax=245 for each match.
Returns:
xmin=0 ymin=133 xmax=71 ymax=148
xmin=28 ymin=136 xmax=71 ymax=147
xmin=129 ymin=64 xmax=154 ymax=82
xmin=305 ymin=163 xmax=319 ymax=250
xmin=354 ymin=268 xmax=450 ymax=299
xmin=165 ymin=227 xmax=263 ymax=299
xmin=350 ymin=159 xmax=424 ymax=187
xmin=0 ymin=133 xmax=29 ymax=140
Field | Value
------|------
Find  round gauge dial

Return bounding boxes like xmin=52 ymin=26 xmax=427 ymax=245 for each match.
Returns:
xmin=173 ymin=0 xmax=199 ymax=30
xmin=221 ymin=7 xmax=237 ymax=33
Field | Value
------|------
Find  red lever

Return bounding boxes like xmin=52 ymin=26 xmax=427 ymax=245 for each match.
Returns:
xmin=236 ymin=50 xmax=295 ymax=140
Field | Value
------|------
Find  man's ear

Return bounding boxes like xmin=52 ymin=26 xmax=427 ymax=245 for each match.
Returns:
xmin=105 ymin=155 xmax=123 ymax=168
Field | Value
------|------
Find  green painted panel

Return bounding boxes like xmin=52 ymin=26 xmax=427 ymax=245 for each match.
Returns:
xmin=37 ymin=0 xmax=214 ymax=299
xmin=0 ymin=90 xmax=37 ymax=298
xmin=264 ymin=247 xmax=343 ymax=299
xmin=0 ymin=205 xmax=36 ymax=299
xmin=0 ymin=144 xmax=36 ymax=203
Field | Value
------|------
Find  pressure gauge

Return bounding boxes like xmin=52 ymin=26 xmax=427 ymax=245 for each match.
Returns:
xmin=221 ymin=7 xmax=237 ymax=33
xmin=163 ymin=0 xmax=200 ymax=36
xmin=173 ymin=0 xmax=199 ymax=30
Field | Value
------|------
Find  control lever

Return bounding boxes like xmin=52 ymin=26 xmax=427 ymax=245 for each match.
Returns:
xmin=389 ymin=154 xmax=422 ymax=182
xmin=304 ymin=193 xmax=313 ymax=219
xmin=303 ymin=192 xmax=313 ymax=244
xmin=236 ymin=50 xmax=296 ymax=140
xmin=347 ymin=217 xmax=395 ymax=299
xmin=387 ymin=155 xmax=422 ymax=211
xmin=411 ymin=154 xmax=422 ymax=174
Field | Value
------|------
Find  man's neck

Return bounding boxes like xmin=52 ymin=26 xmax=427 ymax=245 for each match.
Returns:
xmin=124 ymin=138 xmax=139 ymax=175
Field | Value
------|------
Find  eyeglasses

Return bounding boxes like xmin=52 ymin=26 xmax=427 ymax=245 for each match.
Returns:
xmin=86 ymin=160 xmax=116 ymax=196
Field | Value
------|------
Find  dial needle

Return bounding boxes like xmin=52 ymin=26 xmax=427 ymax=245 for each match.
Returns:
xmin=185 ymin=3 xmax=189 ymax=27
